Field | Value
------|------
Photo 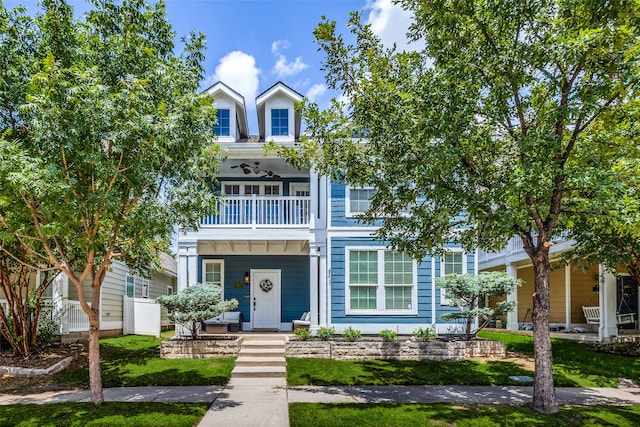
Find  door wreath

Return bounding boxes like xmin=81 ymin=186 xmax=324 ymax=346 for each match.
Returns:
xmin=259 ymin=279 xmax=273 ymax=293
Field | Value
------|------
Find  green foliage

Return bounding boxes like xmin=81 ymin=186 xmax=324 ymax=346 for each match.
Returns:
xmin=315 ymin=326 xmax=335 ymax=341
xmin=294 ymin=328 xmax=313 ymax=340
xmin=437 ymin=272 xmax=520 ymax=340
xmin=377 ymin=329 xmax=397 ymax=342
xmin=157 ymin=284 xmax=238 ymax=339
xmin=412 ymin=327 xmax=438 ymax=342
xmin=341 ymin=326 xmax=362 ymax=342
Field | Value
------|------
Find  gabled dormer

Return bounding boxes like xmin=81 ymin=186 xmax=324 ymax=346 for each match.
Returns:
xmin=256 ymin=82 xmax=303 ymax=143
xmin=205 ymin=82 xmax=250 ymax=142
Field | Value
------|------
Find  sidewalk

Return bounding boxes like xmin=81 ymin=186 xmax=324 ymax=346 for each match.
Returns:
xmin=2 ymin=385 xmax=640 ymax=407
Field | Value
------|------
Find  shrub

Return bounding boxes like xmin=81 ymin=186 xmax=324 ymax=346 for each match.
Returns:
xmin=341 ymin=326 xmax=362 ymax=341
xmin=316 ymin=326 xmax=335 ymax=341
xmin=413 ymin=326 xmax=438 ymax=341
xmin=378 ymin=329 xmax=397 ymax=342
xmin=294 ymin=328 xmax=312 ymax=340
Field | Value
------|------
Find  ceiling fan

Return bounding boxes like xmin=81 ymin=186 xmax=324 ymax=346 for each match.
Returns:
xmin=230 ymin=162 xmax=281 ymax=180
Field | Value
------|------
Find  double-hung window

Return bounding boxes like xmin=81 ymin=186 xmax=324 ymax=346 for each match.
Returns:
xmin=271 ymin=109 xmax=288 ymax=136
xmin=203 ymin=260 xmax=224 ymax=296
xmin=214 ymin=109 xmax=230 ymax=137
xmin=347 ymin=248 xmax=416 ymax=314
xmin=440 ymin=251 xmax=465 ymax=305
xmin=347 ymin=188 xmax=376 ymax=216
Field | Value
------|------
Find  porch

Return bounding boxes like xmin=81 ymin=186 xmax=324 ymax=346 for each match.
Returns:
xmin=201 ymin=195 xmax=311 ymax=227
xmin=0 ymin=298 xmax=90 ymax=335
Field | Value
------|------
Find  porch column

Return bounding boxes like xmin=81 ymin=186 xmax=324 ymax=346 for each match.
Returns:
xmin=598 ymin=264 xmax=618 ymax=341
xmin=565 ymin=263 xmax=572 ymax=330
xmin=505 ymin=263 xmax=519 ymax=331
xmin=319 ymin=246 xmax=328 ymax=327
xmin=53 ymin=273 xmax=69 ymax=335
xmin=309 ymin=248 xmax=320 ymax=331
xmin=309 ymin=169 xmax=319 ymax=229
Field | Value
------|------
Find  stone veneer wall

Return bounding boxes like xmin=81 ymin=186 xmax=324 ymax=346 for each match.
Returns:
xmin=160 ymin=336 xmax=242 ymax=359
xmin=286 ymin=339 xmax=505 ymax=361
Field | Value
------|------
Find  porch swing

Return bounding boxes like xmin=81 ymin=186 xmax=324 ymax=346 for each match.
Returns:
xmin=582 ymin=279 xmax=636 ymax=329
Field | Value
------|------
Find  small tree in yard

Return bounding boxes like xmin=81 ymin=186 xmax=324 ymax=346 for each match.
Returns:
xmin=437 ymin=272 xmax=520 ymax=341
xmin=157 ymin=284 xmax=238 ymax=339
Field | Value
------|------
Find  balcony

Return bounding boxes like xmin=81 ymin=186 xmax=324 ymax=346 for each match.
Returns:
xmin=478 ymin=233 xmax=575 ymax=268
xmin=200 ymin=195 xmax=311 ymax=228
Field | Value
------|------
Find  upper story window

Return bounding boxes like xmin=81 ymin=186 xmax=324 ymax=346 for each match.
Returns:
xmin=214 ymin=109 xmax=230 ymax=137
xmin=346 ymin=248 xmax=417 ymax=314
xmin=347 ymin=188 xmax=376 ymax=216
xmin=271 ymin=109 xmax=288 ymax=136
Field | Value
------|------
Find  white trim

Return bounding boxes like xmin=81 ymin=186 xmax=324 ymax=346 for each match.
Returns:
xmin=431 ymin=257 xmax=437 ymax=326
xmin=439 ymin=249 xmax=467 ymax=306
xmin=141 ymin=278 xmax=150 ymax=299
xmin=344 ymin=246 xmax=418 ymax=315
xmin=202 ymin=259 xmax=225 ymax=299
xmin=345 ymin=187 xmax=375 ymax=217
xmin=250 ymin=268 xmax=281 ymax=329
xmin=290 ymin=182 xmax=310 ymax=196
xmin=125 ymin=273 xmax=135 ymax=298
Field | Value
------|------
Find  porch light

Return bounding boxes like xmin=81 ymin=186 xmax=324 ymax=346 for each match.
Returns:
xmin=244 ymin=272 xmax=250 ymax=285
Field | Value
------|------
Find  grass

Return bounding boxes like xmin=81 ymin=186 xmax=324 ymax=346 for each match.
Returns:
xmin=287 ymin=357 xmax=534 ymax=386
xmin=289 ymin=403 xmax=640 ymax=427
xmin=288 ymin=332 xmax=640 ymax=387
xmin=478 ymin=331 xmax=640 ymax=387
xmin=54 ymin=333 xmax=235 ymax=388
xmin=0 ymin=402 xmax=208 ymax=427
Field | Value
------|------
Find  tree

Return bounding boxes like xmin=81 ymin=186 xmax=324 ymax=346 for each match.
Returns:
xmin=0 ymin=0 xmax=221 ymax=403
xmin=565 ymin=158 xmax=640 ymax=283
xmin=437 ymin=272 xmax=519 ymax=341
xmin=272 ymin=0 xmax=640 ymax=413
xmin=157 ymin=284 xmax=238 ymax=339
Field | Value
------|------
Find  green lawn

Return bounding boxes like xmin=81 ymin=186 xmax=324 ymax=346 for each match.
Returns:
xmin=54 ymin=334 xmax=235 ymax=388
xmin=289 ymin=403 xmax=640 ymax=427
xmin=0 ymin=403 xmax=208 ymax=427
xmin=288 ymin=332 xmax=640 ymax=387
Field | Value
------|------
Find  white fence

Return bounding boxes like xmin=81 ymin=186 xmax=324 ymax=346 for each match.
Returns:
xmin=123 ymin=296 xmax=160 ymax=338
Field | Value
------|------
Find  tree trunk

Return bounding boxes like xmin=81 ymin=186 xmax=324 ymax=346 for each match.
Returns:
xmin=87 ymin=310 xmax=103 ymax=404
xmin=531 ymin=252 xmax=559 ymax=413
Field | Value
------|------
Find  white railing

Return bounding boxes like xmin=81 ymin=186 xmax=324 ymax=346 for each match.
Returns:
xmin=0 ymin=298 xmax=89 ymax=334
xmin=201 ymin=195 xmax=311 ymax=227
xmin=478 ymin=233 xmax=573 ymax=263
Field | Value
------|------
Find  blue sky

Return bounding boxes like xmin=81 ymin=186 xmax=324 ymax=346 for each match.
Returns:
xmin=5 ymin=0 xmax=418 ymax=134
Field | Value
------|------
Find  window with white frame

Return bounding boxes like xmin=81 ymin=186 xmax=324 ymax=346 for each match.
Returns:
xmin=203 ymin=260 xmax=224 ymax=289
xmin=214 ymin=109 xmax=230 ymax=137
xmin=125 ymin=273 xmax=135 ymax=298
xmin=141 ymin=279 xmax=150 ymax=298
xmin=347 ymin=248 xmax=416 ymax=314
xmin=166 ymin=286 xmax=174 ymax=296
xmin=271 ymin=108 xmax=288 ymax=136
xmin=347 ymin=188 xmax=376 ymax=216
xmin=440 ymin=251 xmax=466 ymax=305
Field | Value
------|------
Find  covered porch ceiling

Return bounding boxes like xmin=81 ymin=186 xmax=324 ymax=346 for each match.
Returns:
xmin=198 ymin=239 xmax=310 ymax=256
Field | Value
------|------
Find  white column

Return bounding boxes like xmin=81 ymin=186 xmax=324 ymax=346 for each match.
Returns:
xmin=53 ymin=273 xmax=70 ymax=335
xmin=598 ymin=264 xmax=618 ymax=341
xmin=319 ymin=247 xmax=327 ymax=327
xmin=309 ymin=249 xmax=319 ymax=331
xmin=505 ymin=263 xmax=519 ymax=331
xmin=565 ymin=263 xmax=572 ymax=330
xmin=177 ymin=241 xmax=198 ymax=291
xmin=309 ymin=169 xmax=319 ymax=229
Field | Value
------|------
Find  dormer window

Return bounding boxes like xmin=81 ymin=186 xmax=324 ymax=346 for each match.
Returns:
xmin=214 ymin=109 xmax=230 ymax=137
xmin=271 ymin=108 xmax=288 ymax=136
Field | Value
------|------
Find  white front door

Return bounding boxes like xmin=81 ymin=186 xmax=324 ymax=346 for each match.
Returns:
xmin=251 ymin=269 xmax=281 ymax=330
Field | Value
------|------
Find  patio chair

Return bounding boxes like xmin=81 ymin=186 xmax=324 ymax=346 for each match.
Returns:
xmin=292 ymin=312 xmax=311 ymax=330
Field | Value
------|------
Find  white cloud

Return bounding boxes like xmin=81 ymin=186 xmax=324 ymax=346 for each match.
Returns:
xmin=305 ymin=84 xmax=327 ymax=102
xmin=365 ymin=0 xmax=424 ymax=51
xmin=271 ymin=39 xmax=309 ymax=78
xmin=208 ymin=51 xmax=261 ymax=106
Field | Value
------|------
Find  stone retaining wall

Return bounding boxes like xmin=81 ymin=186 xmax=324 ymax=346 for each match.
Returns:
xmin=160 ymin=336 xmax=242 ymax=359
xmin=286 ymin=339 xmax=505 ymax=361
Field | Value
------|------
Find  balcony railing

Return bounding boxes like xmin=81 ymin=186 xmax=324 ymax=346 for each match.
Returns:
xmin=201 ymin=195 xmax=311 ymax=227
xmin=478 ymin=233 xmax=573 ymax=264
xmin=0 ymin=298 xmax=90 ymax=334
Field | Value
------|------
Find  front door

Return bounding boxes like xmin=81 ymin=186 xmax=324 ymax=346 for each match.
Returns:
xmin=251 ymin=269 xmax=281 ymax=330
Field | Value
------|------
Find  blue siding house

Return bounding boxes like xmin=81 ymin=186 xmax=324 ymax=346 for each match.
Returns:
xmin=177 ymin=81 xmax=475 ymax=333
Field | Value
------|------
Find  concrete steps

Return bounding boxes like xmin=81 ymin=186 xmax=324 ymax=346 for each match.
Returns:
xmin=231 ymin=335 xmax=287 ymax=379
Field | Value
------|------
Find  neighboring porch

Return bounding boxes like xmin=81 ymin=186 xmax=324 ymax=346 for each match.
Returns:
xmin=486 ymin=261 xmax=639 ymax=341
